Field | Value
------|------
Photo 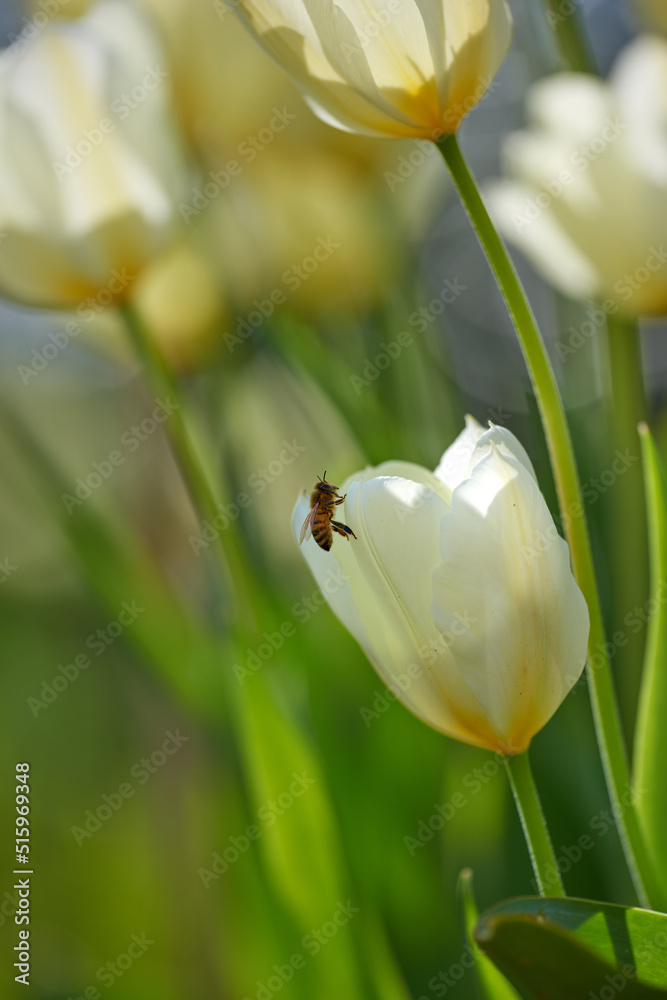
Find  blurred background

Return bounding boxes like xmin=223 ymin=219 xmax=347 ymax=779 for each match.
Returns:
xmin=1 ymin=0 xmax=666 ymax=996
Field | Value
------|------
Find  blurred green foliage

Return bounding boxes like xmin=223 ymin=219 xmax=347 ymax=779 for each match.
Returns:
xmin=1 ymin=0 xmax=664 ymax=997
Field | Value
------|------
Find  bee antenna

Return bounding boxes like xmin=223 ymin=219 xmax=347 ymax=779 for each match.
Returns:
xmin=320 ymin=470 xmax=327 ymax=482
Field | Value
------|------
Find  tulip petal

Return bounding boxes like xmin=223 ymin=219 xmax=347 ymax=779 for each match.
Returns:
xmin=488 ymin=38 xmax=667 ymax=316
xmin=470 ymin=424 xmax=537 ymax=481
xmin=435 ymin=417 xmax=536 ymax=490
xmin=434 ymin=414 xmax=484 ymax=489
xmin=235 ymin=0 xmax=425 ymax=138
xmin=432 ymin=0 xmax=513 ymax=132
xmin=305 ymin=0 xmax=438 ymax=126
xmin=235 ymin=0 xmax=512 ymax=138
xmin=295 ymin=472 xmax=503 ymax=751
xmin=292 ymin=492 xmax=380 ymax=669
xmin=0 ymin=0 xmax=190 ymax=307
xmin=432 ymin=447 xmax=589 ymax=751
xmin=485 ymin=179 xmax=603 ymax=302
xmin=526 ymin=74 xmax=613 ymax=143
xmin=342 ymin=458 xmax=453 ymax=503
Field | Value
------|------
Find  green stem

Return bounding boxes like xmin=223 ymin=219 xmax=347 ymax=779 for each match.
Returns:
xmin=541 ymin=0 xmax=595 ymax=73
xmin=120 ymin=301 xmax=259 ymax=639
xmin=634 ymin=425 xmax=667 ymax=909
xmin=504 ymin=753 xmax=564 ymax=897
xmin=436 ymin=133 xmax=655 ymax=909
xmin=605 ymin=313 xmax=648 ymax=743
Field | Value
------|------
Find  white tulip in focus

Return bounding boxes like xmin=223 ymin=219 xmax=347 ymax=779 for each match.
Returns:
xmin=292 ymin=418 xmax=589 ymax=754
xmin=486 ymin=36 xmax=667 ymax=317
xmin=0 ymin=0 xmax=191 ymax=308
xmin=232 ymin=0 xmax=513 ymax=139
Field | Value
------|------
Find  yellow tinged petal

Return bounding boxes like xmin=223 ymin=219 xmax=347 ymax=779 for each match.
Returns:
xmin=235 ymin=0 xmax=513 ymax=138
xmin=293 ymin=423 xmax=589 ymax=754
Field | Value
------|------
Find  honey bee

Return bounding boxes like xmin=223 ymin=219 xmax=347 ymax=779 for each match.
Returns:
xmin=299 ymin=472 xmax=357 ymax=551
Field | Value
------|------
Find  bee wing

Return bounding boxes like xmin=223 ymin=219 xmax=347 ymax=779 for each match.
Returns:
xmin=299 ymin=500 xmax=319 ymax=545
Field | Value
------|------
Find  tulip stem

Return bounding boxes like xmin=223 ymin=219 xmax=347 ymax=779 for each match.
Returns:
xmin=504 ymin=752 xmax=564 ymax=896
xmin=436 ymin=133 xmax=657 ymax=908
xmin=541 ymin=0 xmax=595 ymax=73
xmin=119 ymin=302 xmax=258 ymax=638
xmin=605 ymin=313 xmax=648 ymax=744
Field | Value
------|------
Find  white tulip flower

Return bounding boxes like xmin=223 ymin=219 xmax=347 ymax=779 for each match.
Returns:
xmin=293 ymin=418 xmax=589 ymax=754
xmin=0 ymin=0 xmax=191 ymax=309
xmin=232 ymin=0 xmax=513 ymax=139
xmin=486 ymin=36 xmax=667 ymax=317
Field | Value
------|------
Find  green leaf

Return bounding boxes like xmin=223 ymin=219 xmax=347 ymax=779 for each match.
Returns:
xmin=634 ymin=425 xmax=667 ymax=907
xmin=237 ymin=673 xmax=365 ymax=1000
xmin=0 ymin=398 xmax=225 ymax=715
xmin=475 ymin=895 xmax=667 ymax=997
xmin=239 ymin=670 xmax=414 ymax=1000
xmin=458 ymin=870 xmax=522 ymax=1000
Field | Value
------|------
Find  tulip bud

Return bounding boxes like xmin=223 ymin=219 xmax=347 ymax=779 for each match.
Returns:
xmin=486 ymin=36 xmax=667 ymax=317
xmin=0 ymin=0 xmax=191 ymax=309
xmin=233 ymin=0 xmax=513 ymax=140
xmin=293 ymin=418 xmax=589 ymax=754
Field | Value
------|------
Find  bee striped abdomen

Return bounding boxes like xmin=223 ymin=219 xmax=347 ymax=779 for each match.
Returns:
xmin=312 ymin=517 xmax=333 ymax=550
xmin=300 ymin=474 xmax=357 ymax=551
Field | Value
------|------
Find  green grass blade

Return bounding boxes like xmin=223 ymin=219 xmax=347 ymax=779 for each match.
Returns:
xmin=237 ymin=671 xmax=372 ymax=1000
xmin=0 ymin=398 xmax=225 ymax=714
xmin=458 ymin=869 xmax=522 ymax=1000
xmin=634 ymin=425 xmax=667 ymax=904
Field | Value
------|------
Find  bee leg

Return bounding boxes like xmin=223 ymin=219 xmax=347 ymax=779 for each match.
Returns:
xmin=331 ymin=520 xmax=357 ymax=541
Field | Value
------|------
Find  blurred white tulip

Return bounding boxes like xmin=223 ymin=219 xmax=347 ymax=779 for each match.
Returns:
xmin=486 ymin=36 xmax=667 ymax=317
xmin=0 ymin=0 xmax=191 ymax=308
xmin=233 ymin=0 xmax=512 ymax=140
xmin=128 ymin=238 xmax=225 ymax=372
xmin=293 ymin=418 xmax=589 ymax=754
